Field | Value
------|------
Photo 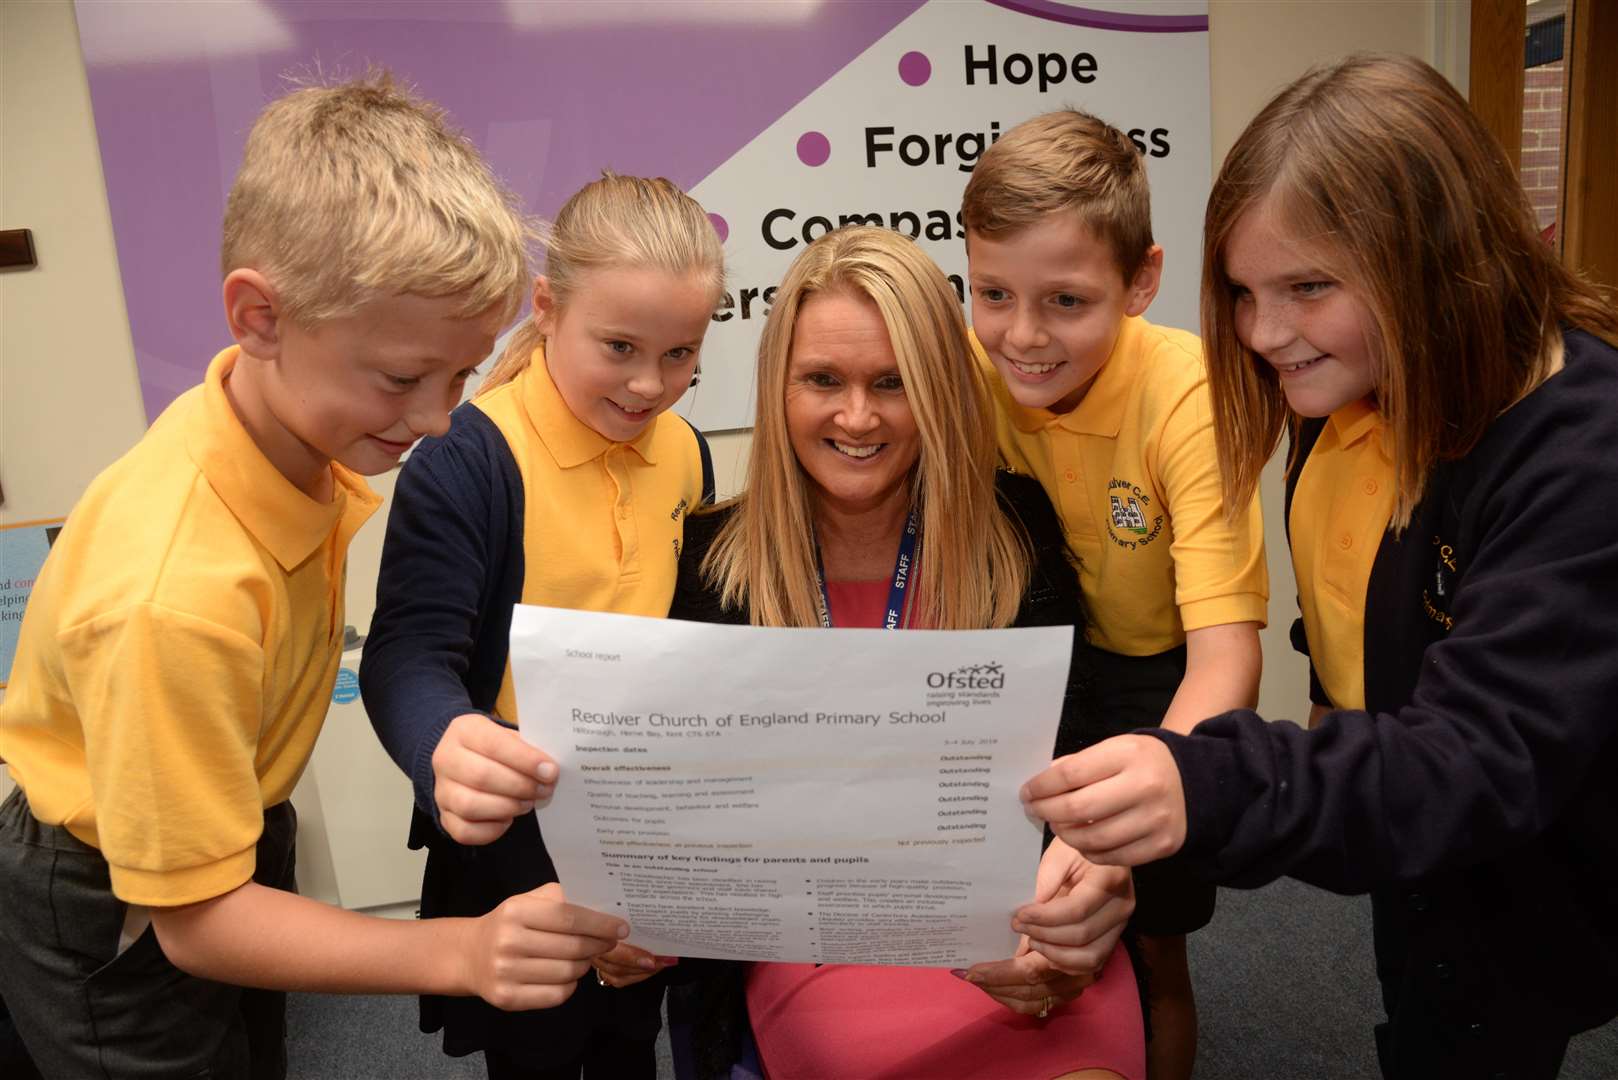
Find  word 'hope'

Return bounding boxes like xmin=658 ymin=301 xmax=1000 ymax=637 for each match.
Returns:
xmin=964 ymin=44 xmax=1098 ymax=93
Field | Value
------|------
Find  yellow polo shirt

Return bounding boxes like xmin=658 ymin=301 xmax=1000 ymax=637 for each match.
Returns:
xmin=476 ymin=349 xmax=707 ymax=722
xmin=974 ymin=316 xmax=1268 ymax=655
xmin=0 ymin=347 xmax=379 ymax=905
xmin=1289 ymin=399 xmax=1396 ymax=710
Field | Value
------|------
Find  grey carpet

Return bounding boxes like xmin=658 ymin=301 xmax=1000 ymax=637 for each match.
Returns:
xmin=283 ymin=877 xmax=1618 ymax=1077
xmin=1190 ymin=878 xmax=1618 ymax=1079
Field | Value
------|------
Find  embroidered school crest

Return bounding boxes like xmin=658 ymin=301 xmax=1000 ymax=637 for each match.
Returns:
xmin=1421 ymin=533 xmax=1459 ymax=631
xmin=1110 ymin=495 xmax=1148 ymax=534
xmin=1105 ymin=478 xmax=1164 ymax=551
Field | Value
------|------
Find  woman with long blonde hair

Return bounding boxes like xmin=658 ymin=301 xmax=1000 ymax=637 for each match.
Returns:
xmin=670 ymin=226 xmax=1145 ymax=1080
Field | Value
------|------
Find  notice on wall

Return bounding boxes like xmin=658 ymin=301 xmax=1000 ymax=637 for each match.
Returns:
xmin=1 ymin=519 xmax=65 ymax=688
xmin=512 ymin=605 xmax=1073 ymax=967
xmin=686 ymin=0 xmax=1212 ymax=431
xmin=77 ymin=0 xmax=1208 ymax=432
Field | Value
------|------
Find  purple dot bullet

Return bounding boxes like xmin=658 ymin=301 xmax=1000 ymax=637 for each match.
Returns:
xmin=797 ymin=131 xmax=831 ymax=167
xmin=899 ymin=51 xmax=931 ymax=86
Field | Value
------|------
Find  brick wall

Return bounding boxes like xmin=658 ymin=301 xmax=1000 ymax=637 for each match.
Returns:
xmin=1521 ymin=60 xmax=1565 ymax=234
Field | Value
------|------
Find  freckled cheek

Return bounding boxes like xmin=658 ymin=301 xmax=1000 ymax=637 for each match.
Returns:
xmin=1343 ymin=315 xmax=1378 ymax=375
xmin=973 ymin=312 xmax=1006 ymax=350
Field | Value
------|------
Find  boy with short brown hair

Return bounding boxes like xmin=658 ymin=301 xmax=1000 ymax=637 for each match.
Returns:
xmin=0 ymin=73 xmax=624 ymax=1079
xmin=963 ymin=108 xmax=1268 ymax=1080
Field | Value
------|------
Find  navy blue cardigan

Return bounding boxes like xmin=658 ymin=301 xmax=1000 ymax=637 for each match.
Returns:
xmin=358 ymin=401 xmax=713 ymax=1064
xmin=1145 ymin=329 xmax=1618 ymax=1073
xmin=361 ymin=403 xmax=712 ymax=823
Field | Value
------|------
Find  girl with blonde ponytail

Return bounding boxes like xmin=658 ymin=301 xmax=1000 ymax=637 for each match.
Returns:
xmin=362 ymin=173 xmax=724 ymax=1079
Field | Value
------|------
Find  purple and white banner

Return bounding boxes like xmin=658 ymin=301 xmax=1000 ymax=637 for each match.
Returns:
xmin=77 ymin=1 xmax=1208 ymax=432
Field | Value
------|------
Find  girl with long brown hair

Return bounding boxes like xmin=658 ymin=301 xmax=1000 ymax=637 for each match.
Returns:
xmin=1022 ymin=53 xmax=1618 ymax=1079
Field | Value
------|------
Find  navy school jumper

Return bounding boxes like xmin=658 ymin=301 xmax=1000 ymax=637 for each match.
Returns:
xmin=1141 ymin=329 xmax=1618 ymax=1079
xmin=360 ymin=401 xmax=713 ymax=1067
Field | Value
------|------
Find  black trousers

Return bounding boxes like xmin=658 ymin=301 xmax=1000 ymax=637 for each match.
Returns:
xmin=0 ymin=789 xmax=296 ymax=1080
xmin=484 ymin=1030 xmax=657 ymax=1080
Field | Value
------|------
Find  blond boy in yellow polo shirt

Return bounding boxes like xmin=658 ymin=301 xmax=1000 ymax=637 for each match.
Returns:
xmin=961 ymin=109 xmax=1267 ymax=1080
xmin=0 ymin=75 xmax=627 ymax=1079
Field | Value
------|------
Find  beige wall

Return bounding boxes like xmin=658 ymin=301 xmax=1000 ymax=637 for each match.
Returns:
xmin=0 ymin=0 xmax=150 ymax=800
xmin=0 ymin=0 xmax=1458 ymax=806
xmin=0 ymin=1 xmax=148 ymax=527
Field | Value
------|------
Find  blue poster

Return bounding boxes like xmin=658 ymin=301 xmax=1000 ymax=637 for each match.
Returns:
xmin=1 ymin=520 xmax=65 ymax=688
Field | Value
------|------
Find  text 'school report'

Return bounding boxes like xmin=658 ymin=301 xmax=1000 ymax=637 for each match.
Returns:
xmin=511 ymin=607 xmax=1072 ymax=967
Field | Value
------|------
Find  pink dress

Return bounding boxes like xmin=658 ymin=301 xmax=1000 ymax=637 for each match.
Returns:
xmin=743 ymin=579 xmax=1146 ymax=1080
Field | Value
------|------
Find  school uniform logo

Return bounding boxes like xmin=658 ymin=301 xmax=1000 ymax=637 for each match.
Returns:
xmin=670 ymin=498 xmax=692 ymax=558
xmin=1105 ymin=478 xmax=1164 ymax=551
xmin=1110 ymin=495 xmax=1148 ymax=534
xmin=1421 ymin=534 xmax=1459 ymax=631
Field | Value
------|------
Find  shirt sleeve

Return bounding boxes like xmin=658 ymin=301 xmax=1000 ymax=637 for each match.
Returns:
xmin=1146 ymin=413 xmax=1618 ymax=893
xmin=58 ymin=601 xmax=266 ymax=905
xmin=1152 ymin=370 xmax=1269 ymax=632
xmin=360 ymin=418 xmax=514 ymax=824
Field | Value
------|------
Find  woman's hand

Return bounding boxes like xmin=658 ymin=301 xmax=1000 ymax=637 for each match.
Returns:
xmin=1014 ymin=837 xmax=1134 ymax=975
xmin=432 ymin=713 xmax=558 ymax=845
xmin=957 ymin=838 xmax=1132 ymax=1016
xmin=957 ymin=947 xmax=1095 ymax=1017
xmin=1021 ymin=734 xmax=1187 ymax=865
xmin=590 ymin=941 xmax=679 ymax=989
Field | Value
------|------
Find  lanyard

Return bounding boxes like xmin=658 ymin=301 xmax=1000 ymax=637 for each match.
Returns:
xmin=813 ymin=509 xmax=919 ymax=629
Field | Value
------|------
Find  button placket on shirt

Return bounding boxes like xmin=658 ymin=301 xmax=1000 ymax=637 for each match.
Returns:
xmin=1319 ymin=436 xmax=1391 ymax=601
xmin=325 ymin=491 xmax=350 ymax=643
xmin=605 ymin=447 xmax=640 ymax=574
xmin=1053 ymin=430 xmax=1096 ymax=543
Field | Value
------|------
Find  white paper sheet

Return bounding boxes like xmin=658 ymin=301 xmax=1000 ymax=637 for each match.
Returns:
xmin=512 ymin=606 xmax=1073 ymax=967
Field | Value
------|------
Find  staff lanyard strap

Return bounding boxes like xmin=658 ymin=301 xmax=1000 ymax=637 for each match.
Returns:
xmin=813 ymin=510 xmax=919 ymax=629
